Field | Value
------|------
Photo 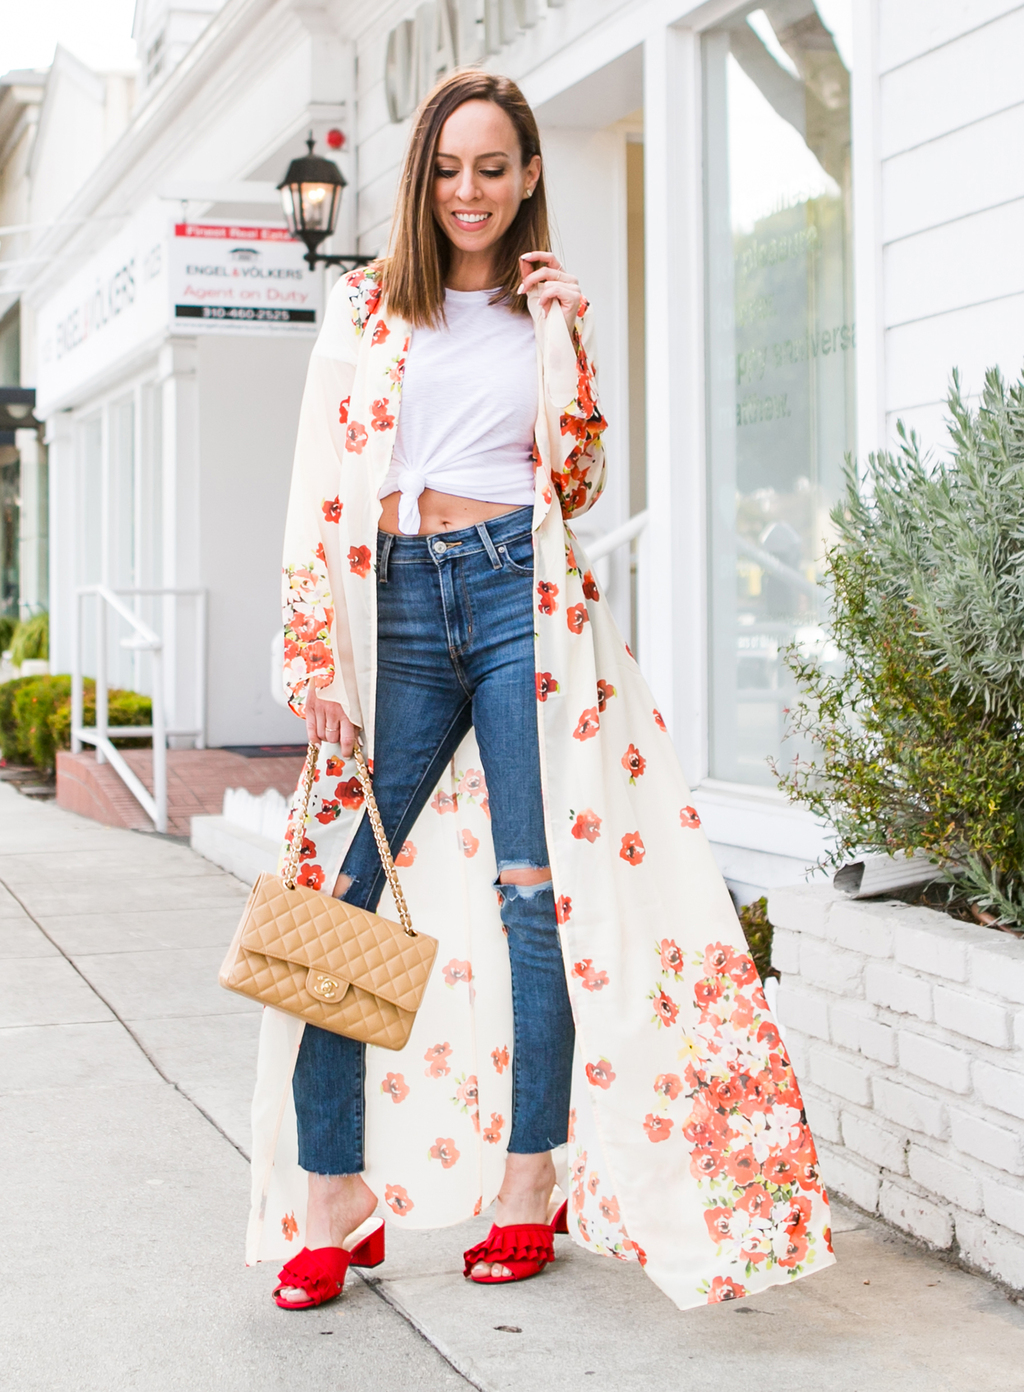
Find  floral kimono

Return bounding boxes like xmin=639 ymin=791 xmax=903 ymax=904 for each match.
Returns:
xmin=249 ymin=266 xmax=834 ymax=1311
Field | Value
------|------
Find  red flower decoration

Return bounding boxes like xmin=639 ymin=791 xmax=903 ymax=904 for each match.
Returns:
xmin=704 ymin=1206 xmax=733 ymax=1242
xmin=555 ymin=894 xmax=572 ymax=924
xmin=345 ymin=421 xmax=368 ymax=453
xmin=281 ymin=1211 xmax=298 ymax=1241
xmin=295 ymin=862 xmax=324 ymax=890
xmin=573 ymin=957 xmax=609 ymax=992
xmin=653 ymin=708 xmax=667 ymax=732
xmin=596 ymin=678 xmax=616 ymax=710
xmin=385 ymin=1183 xmax=414 ymax=1216
xmin=725 ymin=1148 xmax=759 ymax=1186
xmin=567 ymin=602 xmax=589 ymax=634
xmin=651 ymin=989 xmax=679 ymax=1026
xmin=643 ymin=1113 xmax=674 ymax=1143
xmin=573 ymin=707 xmax=600 ymax=741
xmin=491 ymin=1046 xmax=509 ymax=1074
xmin=727 ymin=953 xmax=758 ymax=987
xmin=442 ymin=959 xmax=472 ymax=987
xmin=429 ymin=1137 xmax=460 ymax=1169
xmin=536 ymin=580 xmax=559 ymax=615
xmin=585 ymin=1058 xmax=616 ymax=1089
xmin=337 ymin=776 xmax=364 ymax=809
xmin=598 ymin=1195 xmax=620 ymax=1223
xmin=371 ymin=320 xmax=390 ymax=346
xmin=302 ymin=640 xmax=332 ymax=673
xmin=461 ymin=828 xmax=479 ymax=858
xmin=571 ymin=809 xmax=602 ymax=842
xmin=431 ymin=789 xmax=458 ymax=814
xmin=325 ymin=755 xmax=344 ymax=777
xmin=423 ymin=1042 xmax=452 ymax=1078
xmin=536 ymin=671 xmax=559 ymax=701
xmin=659 ymin=938 xmax=684 ymax=974
xmin=370 ymin=397 xmax=395 ymax=431
xmin=622 ymin=744 xmax=646 ymax=781
xmin=707 ymin=1276 xmax=746 ymax=1304
xmin=483 ymin=1112 xmax=504 ymax=1144
xmin=322 ymin=495 xmax=342 ymax=523
xmin=338 ymin=396 xmax=350 ymax=423
xmin=694 ymin=977 xmax=722 ymax=1006
xmin=395 ymin=840 xmax=417 ymax=867
xmin=619 ymin=831 xmax=645 ymax=865
xmin=582 ymin=570 xmax=600 ymax=601
xmin=314 ymin=799 xmax=340 ymax=825
xmin=348 ymin=545 xmax=372 ymax=577
xmin=381 ymin=1072 xmax=410 ymax=1104
xmin=680 ymin=806 xmax=701 ymax=829
xmin=654 ymin=1072 xmax=682 ymax=1100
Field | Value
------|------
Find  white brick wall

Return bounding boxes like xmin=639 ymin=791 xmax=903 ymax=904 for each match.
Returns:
xmin=768 ymin=884 xmax=1024 ymax=1293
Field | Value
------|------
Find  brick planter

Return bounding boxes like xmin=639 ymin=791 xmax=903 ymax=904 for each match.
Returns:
xmin=767 ymin=883 xmax=1024 ymax=1291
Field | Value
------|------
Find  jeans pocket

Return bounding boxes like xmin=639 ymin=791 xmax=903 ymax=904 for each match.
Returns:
xmin=498 ymin=537 xmax=535 ymax=576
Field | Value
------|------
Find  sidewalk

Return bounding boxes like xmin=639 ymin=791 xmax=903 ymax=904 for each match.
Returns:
xmin=2 ymin=782 xmax=1023 ymax=1392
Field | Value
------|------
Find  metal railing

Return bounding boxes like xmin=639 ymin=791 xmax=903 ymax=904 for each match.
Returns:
xmin=587 ymin=508 xmax=649 ymax=562
xmin=71 ymin=587 xmax=207 ymax=834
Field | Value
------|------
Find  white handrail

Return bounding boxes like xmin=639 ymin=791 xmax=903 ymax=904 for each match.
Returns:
xmin=71 ymin=586 xmax=206 ymax=835
xmin=586 ymin=509 xmax=649 ymax=562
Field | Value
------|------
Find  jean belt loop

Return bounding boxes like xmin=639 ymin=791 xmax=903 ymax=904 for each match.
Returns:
xmin=475 ymin=521 xmax=503 ymax=570
xmin=378 ymin=531 xmax=394 ymax=584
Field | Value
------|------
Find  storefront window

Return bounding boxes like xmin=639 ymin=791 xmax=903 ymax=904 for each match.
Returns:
xmin=703 ymin=3 xmax=853 ymax=786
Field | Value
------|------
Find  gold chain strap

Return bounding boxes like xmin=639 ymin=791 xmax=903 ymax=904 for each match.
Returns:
xmin=281 ymin=740 xmax=415 ymax=938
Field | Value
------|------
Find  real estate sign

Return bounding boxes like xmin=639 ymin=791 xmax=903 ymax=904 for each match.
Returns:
xmin=168 ymin=222 xmax=322 ymax=331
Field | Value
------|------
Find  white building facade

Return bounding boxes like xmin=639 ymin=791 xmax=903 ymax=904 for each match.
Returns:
xmin=18 ymin=0 xmax=1024 ymax=894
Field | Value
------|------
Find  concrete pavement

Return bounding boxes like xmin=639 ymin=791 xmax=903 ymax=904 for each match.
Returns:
xmin=2 ymin=781 xmax=1023 ymax=1391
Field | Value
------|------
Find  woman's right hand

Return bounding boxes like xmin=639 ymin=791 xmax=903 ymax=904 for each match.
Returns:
xmin=303 ymin=684 xmax=357 ymax=756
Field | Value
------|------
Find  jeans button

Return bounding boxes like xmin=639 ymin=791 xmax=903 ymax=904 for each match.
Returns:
xmin=433 ymin=540 xmax=447 ymax=554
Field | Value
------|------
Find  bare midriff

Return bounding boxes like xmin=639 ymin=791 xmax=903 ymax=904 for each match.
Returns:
xmin=378 ymin=488 xmax=523 ymax=537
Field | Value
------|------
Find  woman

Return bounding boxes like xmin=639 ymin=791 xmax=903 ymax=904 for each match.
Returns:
xmin=255 ymin=69 xmax=834 ymax=1313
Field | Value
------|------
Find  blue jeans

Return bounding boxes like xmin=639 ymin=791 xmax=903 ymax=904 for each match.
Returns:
xmin=291 ymin=507 xmax=576 ymax=1175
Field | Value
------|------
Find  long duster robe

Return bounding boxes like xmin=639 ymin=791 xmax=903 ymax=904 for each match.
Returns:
xmin=248 ymin=266 xmax=835 ymax=1310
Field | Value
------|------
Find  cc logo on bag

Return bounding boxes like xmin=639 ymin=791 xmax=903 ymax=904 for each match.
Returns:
xmin=313 ymin=973 xmax=341 ymax=1000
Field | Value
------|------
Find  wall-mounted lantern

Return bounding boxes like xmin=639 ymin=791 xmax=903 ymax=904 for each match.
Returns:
xmin=277 ymin=135 xmax=373 ymax=272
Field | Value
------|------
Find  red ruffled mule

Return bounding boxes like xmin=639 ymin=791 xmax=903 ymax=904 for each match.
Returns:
xmin=273 ymin=1216 xmax=385 ymax=1310
xmin=464 ymin=1199 xmax=569 ymax=1284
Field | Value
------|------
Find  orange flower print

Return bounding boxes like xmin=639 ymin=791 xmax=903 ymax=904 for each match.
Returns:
xmin=454 ymin=1074 xmax=479 ymax=1113
xmin=651 ymin=989 xmax=679 ymax=1026
xmin=621 ymin=1237 xmax=647 ymax=1266
xmin=491 ymin=1045 xmax=509 ymax=1074
xmin=620 ymin=831 xmax=646 ymax=865
xmin=345 ymin=421 xmax=368 ymax=453
xmin=536 ymin=580 xmax=559 ymax=615
xmin=598 ymin=1195 xmax=620 ymax=1224
xmin=582 ymin=570 xmax=600 ymax=601
xmin=654 ymin=1072 xmax=682 ymax=1100
xmin=431 ymin=789 xmax=458 ymax=814
xmin=573 ymin=958 xmax=609 ymax=992
xmin=337 ymin=776 xmax=364 ymax=809
xmin=622 ymin=744 xmax=646 ymax=782
xmin=325 ymin=755 xmax=344 ymax=777
xmin=643 ymin=1113 xmax=673 ymax=1143
xmin=429 ymin=1137 xmax=460 ymax=1169
xmin=567 ymin=1107 xmax=576 ymax=1142
xmin=653 ymin=708 xmax=667 ymax=732
xmin=370 ymin=397 xmax=395 ymax=431
xmin=314 ymin=799 xmax=341 ymax=825
xmin=345 ymin=544 xmax=372 ymax=579
xmin=322 ymin=495 xmax=342 ymax=523
xmin=456 ymin=769 xmax=484 ymax=800
xmin=659 ymin=938 xmax=684 ymax=975
xmin=570 ymin=1153 xmax=587 ymax=1187
xmin=338 ymin=395 xmax=349 ymax=423
xmin=567 ymin=602 xmax=589 ymax=634
xmin=296 ymin=862 xmax=325 ymax=890
xmin=707 ymin=1276 xmax=746 ymax=1303
xmin=482 ymin=1112 xmax=504 ymax=1144
xmin=302 ymin=640 xmax=332 ymax=674
xmin=571 ymin=809 xmax=602 ymax=842
xmin=442 ymin=959 xmax=473 ymax=988
xmin=587 ymin=1172 xmax=600 ymax=1195
xmin=536 ymin=671 xmax=559 ymax=701
xmin=555 ymin=894 xmax=572 ymax=924
xmin=281 ymin=1211 xmax=298 ymax=1242
xmin=371 ymin=320 xmax=390 ymax=346
xmin=385 ymin=1184 xmax=414 ymax=1216
xmin=473 ymin=1196 xmax=483 ymax=1217
xmin=573 ymin=707 xmax=600 ymax=741
xmin=395 ymin=840 xmax=417 ymax=867
xmin=381 ymin=1072 xmax=410 ymax=1103
xmin=585 ymin=1058 xmax=616 ymax=1089
xmin=424 ymin=1042 xmax=452 ymax=1078
xmin=680 ymin=805 xmax=701 ymax=829
xmin=461 ymin=828 xmax=480 ymax=858
xmin=596 ymin=679 xmax=616 ymax=711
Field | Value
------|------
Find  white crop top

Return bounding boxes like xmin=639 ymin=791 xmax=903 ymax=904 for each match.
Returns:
xmin=379 ymin=288 xmax=538 ymax=534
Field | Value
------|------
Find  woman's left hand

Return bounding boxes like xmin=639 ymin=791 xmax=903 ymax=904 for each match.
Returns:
xmin=518 ymin=252 xmax=581 ymax=332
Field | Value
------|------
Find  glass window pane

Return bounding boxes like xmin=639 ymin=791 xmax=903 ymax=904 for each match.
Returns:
xmin=704 ymin=3 xmax=854 ymax=786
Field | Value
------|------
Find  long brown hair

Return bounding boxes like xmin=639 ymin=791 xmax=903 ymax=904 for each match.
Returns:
xmin=382 ymin=70 xmax=549 ymax=327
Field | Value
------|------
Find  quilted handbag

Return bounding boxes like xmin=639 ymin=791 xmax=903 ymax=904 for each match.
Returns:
xmin=218 ymin=741 xmax=437 ymax=1050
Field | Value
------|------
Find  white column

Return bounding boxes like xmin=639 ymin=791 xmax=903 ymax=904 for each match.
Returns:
xmin=15 ymin=428 xmax=46 ymax=620
xmin=44 ymin=411 xmax=75 ymax=674
xmin=158 ymin=337 xmax=200 ymax=745
xmin=639 ymin=24 xmax=707 ymax=786
xmin=852 ymin=0 xmax=884 ymax=459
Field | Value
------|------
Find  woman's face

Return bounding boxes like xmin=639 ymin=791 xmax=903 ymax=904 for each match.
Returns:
xmin=432 ymin=99 xmax=540 ymax=261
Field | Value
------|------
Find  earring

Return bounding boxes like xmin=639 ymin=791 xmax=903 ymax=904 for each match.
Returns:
xmin=525 ymin=187 xmax=533 ymax=199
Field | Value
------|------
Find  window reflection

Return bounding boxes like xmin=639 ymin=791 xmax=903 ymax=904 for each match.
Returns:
xmin=704 ymin=1 xmax=854 ymax=786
